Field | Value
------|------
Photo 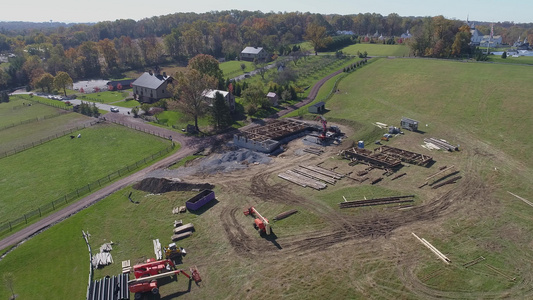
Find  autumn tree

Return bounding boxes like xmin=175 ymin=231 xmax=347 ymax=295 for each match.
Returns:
xmin=98 ymin=38 xmax=119 ymax=72
xmin=34 ymin=73 xmax=54 ymax=93
xmin=169 ymin=69 xmax=217 ymax=132
xmin=188 ymin=54 xmax=223 ymax=82
xmin=242 ymin=81 xmax=267 ymax=111
xmin=78 ymin=41 xmax=101 ymax=77
xmin=452 ymin=25 xmax=473 ymax=57
xmin=305 ymin=23 xmax=330 ymax=52
xmin=53 ymin=71 xmax=73 ymax=97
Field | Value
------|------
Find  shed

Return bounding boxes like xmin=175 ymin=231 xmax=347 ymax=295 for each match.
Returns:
xmin=266 ymin=92 xmax=278 ymax=106
xmin=308 ymin=101 xmax=325 ymax=114
xmin=401 ymin=117 xmax=419 ymax=131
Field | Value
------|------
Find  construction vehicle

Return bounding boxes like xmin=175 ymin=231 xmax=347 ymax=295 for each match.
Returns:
xmin=129 ymin=258 xmax=196 ymax=299
xmin=243 ymin=206 xmax=271 ymax=235
xmin=129 ymin=267 xmax=191 ymax=299
xmin=164 ymin=242 xmax=187 ymax=263
xmin=315 ymin=115 xmax=342 ymax=141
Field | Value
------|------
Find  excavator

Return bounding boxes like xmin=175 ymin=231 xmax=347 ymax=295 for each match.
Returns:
xmin=243 ymin=206 xmax=271 ymax=235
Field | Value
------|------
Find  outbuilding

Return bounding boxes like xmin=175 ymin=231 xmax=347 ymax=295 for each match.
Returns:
xmin=308 ymin=101 xmax=325 ymax=114
xmin=401 ymin=117 xmax=419 ymax=131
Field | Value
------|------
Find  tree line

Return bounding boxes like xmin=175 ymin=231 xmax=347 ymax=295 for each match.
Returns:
xmin=1 ymin=10 xmax=533 ymax=92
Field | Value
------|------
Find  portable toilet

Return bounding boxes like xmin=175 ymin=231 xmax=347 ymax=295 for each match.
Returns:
xmin=358 ymin=140 xmax=364 ymax=148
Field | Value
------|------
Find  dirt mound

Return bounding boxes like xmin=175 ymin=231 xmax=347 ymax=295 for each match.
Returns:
xmin=133 ymin=177 xmax=214 ymax=193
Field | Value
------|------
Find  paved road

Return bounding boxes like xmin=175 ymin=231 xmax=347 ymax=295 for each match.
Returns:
xmin=0 ymin=63 xmax=348 ymax=254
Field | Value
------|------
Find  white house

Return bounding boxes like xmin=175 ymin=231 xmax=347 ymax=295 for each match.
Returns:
xmin=203 ymin=89 xmax=235 ymax=112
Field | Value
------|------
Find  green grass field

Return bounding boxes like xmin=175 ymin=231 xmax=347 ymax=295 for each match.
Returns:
xmin=220 ymin=60 xmax=255 ymax=78
xmin=78 ymin=90 xmax=129 ymax=103
xmin=0 ymin=98 xmax=62 ymax=128
xmin=334 ymin=43 xmax=411 ymax=57
xmin=3 ymin=57 xmax=533 ymax=300
xmin=488 ymin=54 xmax=533 ymax=65
xmin=0 ymin=123 xmax=172 ymax=224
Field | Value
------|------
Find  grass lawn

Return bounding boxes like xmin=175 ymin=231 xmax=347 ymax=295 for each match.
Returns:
xmin=327 ymin=58 xmax=533 ymax=166
xmin=78 ymin=90 xmax=130 ymax=103
xmin=115 ymin=99 xmax=141 ymax=108
xmin=333 ymin=43 xmax=411 ymax=57
xmin=488 ymin=55 xmax=533 ymax=65
xmin=0 ymin=98 xmax=62 ymax=128
xmin=0 ymin=123 xmax=172 ymax=224
xmin=13 ymin=94 xmax=72 ymax=109
xmin=220 ymin=60 xmax=255 ymax=78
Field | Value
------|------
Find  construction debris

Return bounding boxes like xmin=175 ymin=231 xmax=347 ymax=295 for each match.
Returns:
xmin=339 ymin=195 xmax=415 ymax=209
xmin=174 ymin=220 xmax=183 ymax=227
xmin=292 ymin=167 xmax=336 ymax=184
xmin=426 ymin=165 xmax=458 ymax=186
xmin=371 ymin=177 xmax=383 ymax=185
xmin=92 ymin=252 xmax=113 ymax=268
xmin=100 ymin=242 xmax=113 ymax=252
xmin=299 ymin=165 xmax=345 ymax=179
xmin=423 ymin=138 xmax=459 ymax=152
xmin=412 ymin=232 xmax=451 ymax=264
xmin=172 ymin=206 xmax=187 ymax=214
xmin=274 ymin=209 xmax=299 ymax=221
xmin=463 ymin=256 xmax=485 ymax=268
xmin=303 ymin=147 xmax=324 ymax=155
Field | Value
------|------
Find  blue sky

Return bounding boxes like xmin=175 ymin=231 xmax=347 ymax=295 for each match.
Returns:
xmin=1 ymin=0 xmax=531 ymax=24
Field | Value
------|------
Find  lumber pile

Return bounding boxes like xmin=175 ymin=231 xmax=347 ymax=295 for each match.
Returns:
xmin=153 ymin=239 xmax=162 ymax=260
xmin=463 ymin=256 xmax=485 ymax=268
xmin=432 ymin=176 xmax=462 ymax=189
xmin=371 ymin=177 xmax=383 ymax=185
xmin=274 ymin=209 xmax=298 ymax=221
xmin=172 ymin=231 xmax=192 ymax=241
xmin=292 ymin=167 xmax=336 ymax=184
xmin=303 ymin=147 xmax=324 ymax=155
xmin=391 ymin=173 xmax=406 ymax=181
xmin=100 ymin=243 xmax=113 ymax=252
xmin=424 ymin=138 xmax=459 ymax=151
xmin=278 ymin=171 xmax=327 ymax=190
xmin=339 ymin=195 xmax=414 ymax=209
xmin=299 ymin=165 xmax=344 ymax=179
xmin=174 ymin=223 xmax=194 ymax=234
xmin=172 ymin=206 xmax=187 ymax=214
xmin=412 ymin=232 xmax=451 ymax=264
xmin=121 ymin=260 xmax=131 ymax=274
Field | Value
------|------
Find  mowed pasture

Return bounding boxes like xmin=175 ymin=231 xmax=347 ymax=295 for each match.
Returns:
xmin=0 ymin=120 xmax=173 ymax=228
xmin=3 ymin=58 xmax=533 ymax=300
xmin=335 ymin=43 xmax=410 ymax=57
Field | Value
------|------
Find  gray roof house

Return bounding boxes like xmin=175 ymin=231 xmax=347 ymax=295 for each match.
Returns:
xmin=240 ymin=47 xmax=269 ymax=62
xmin=132 ymin=71 xmax=173 ymax=103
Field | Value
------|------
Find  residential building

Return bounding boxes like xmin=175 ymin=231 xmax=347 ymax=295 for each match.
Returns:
xmin=132 ymin=71 xmax=173 ymax=103
xmin=203 ymin=89 xmax=235 ymax=112
xmin=240 ymin=47 xmax=268 ymax=61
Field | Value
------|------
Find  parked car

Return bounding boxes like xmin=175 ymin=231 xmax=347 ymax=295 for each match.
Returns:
xmin=110 ymin=107 xmax=119 ymax=112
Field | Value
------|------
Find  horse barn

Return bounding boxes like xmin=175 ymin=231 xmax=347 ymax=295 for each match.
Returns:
xmin=233 ymin=119 xmax=310 ymax=153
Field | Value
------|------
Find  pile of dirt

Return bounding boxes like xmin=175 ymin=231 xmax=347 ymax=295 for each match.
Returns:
xmin=133 ymin=177 xmax=214 ymax=193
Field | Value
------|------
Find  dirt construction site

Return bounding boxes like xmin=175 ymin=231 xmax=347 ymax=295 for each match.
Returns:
xmin=129 ymin=117 xmax=530 ymax=300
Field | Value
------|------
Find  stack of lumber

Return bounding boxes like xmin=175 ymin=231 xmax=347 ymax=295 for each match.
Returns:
xmin=278 ymin=171 xmax=327 ymax=190
xmin=412 ymin=232 xmax=451 ymax=264
xmin=172 ymin=206 xmax=187 ymax=214
xmin=153 ymin=239 xmax=162 ymax=260
xmin=339 ymin=195 xmax=414 ymax=208
xmin=292 ymin=167 xmax=336 ymax=184
xmin=300 ymin=165 xmax=344 ymax=179
xmin=100 ymin=243 xmax=113 ymax=252
xmin=171 ymin=223 xmax=194 ymax=241
xmin=424 ymin=138 xmax=459 ymax=151
xmin=303 ymin=147 xmax=324 ymax=155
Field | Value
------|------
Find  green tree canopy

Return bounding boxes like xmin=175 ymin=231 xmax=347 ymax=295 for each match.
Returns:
xmin=53 ymin=71 xmax=73 ymax=97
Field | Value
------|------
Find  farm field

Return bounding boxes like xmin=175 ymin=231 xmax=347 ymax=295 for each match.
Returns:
xmin=2 ymin=58 xmax=533 ymax=300
xmin=0 ymin=123 xmax=173 ymax=227
xmin=334 ymin=43 xmax=411 ymax=57
xmin=0 ymin=99 xmax=62 ymax=128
